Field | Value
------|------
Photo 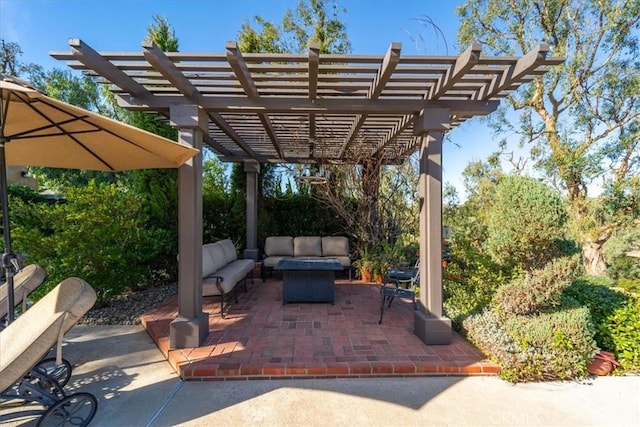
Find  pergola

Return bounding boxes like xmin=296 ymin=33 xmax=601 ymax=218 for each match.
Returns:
xmin=52 ymin=40 xmax=562 ymax=348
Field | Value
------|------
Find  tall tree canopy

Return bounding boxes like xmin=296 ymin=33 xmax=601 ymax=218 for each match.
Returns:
xmin=235 ymin=0 xmax=350 ymax=197
xmin=457 ymin=0 xmax=640 ymax=275
xmin=238 ymin=0 xmax=351 ymax=54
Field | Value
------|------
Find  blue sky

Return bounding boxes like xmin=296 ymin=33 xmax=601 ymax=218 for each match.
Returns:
xmin=1 ymin=0 xmax=507 ymax=198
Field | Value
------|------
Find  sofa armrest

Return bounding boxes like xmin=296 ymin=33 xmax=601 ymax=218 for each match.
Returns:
xmin=206 ymin=275 xmax=224 ymax=295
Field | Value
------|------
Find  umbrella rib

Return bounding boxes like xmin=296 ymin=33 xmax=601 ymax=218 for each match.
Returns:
xmin=7 ymin=117 xmax=97 ymax=139
xmin=0 ymin=91 xmax=11 ymax=142
xmin=16 ymin=95 xmax=120 ymax=170
xmin=5 ymin=88 xmax=179 ymax=171
xmin=32 ymin=96 xmax=176 ymax=170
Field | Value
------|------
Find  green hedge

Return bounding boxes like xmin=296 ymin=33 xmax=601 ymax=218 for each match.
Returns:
xmin=11 ymin=182 xmax=171 ymax=305
xmin=564 ymin=277 xmax=640 ymax=372
xmin=494 ymin=256 xmax=580 ymax=316
xmin=464 ymin=307 xmax=597 ymax=382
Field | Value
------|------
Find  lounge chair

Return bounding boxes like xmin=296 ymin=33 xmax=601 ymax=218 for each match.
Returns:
xmin=0 ymin=277 xmax=98 ymax=426
xmin=0 ymin=264 xmax=46 ymax=322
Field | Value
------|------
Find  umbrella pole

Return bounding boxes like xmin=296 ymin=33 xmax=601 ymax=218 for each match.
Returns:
xmin=0 ymin=137 xmax=18 ymax=324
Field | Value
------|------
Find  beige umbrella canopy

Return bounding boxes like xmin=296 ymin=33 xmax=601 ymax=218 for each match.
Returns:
xmin=0 ymin=73 xmax=198 ymax=322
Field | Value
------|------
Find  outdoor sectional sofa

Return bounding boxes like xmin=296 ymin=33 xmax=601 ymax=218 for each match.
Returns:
xmin=202 ymin=239 xmax=255 ymax=318
xmin=261 ymin=236 xmax=352 ymax=281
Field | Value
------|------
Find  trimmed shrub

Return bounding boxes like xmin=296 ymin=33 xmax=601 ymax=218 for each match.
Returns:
xmin=443 ymin=220 xmax=514 ymax=329
xmin=485 ymin=175 xmax=567 ymax=271
xmin=494 ymin=256 xmax=581 ymax=316
xmin=464 ymin=308 xmax=598 ymax=382
xmin=462 ymin=310 xmax=522 ymax=370
xmin=564 ymin=277 xmax=640 ymax=372
xmin=503 ymin=308 xmax=597 ymax=381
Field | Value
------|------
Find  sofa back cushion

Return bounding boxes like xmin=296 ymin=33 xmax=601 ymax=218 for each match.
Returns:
xmin=203 ymin=243 xmax=226 ymax=278
xmin=218 ymin=239 xmax=238 ymax=264
xmin=265 ymin=236 xmax=294 ymax=257
xmin=294 ymin=236 xmax=322 ymax=257
xmin=322 ymin=236 xmax=349 ymax=257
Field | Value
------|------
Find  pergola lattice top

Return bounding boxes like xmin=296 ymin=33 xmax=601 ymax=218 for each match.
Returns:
xmin=51 ymin=40 xmax=563 ymax=165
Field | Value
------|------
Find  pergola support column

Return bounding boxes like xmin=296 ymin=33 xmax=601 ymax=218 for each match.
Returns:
xmin=244 ymin=161 xmax=260 ymax=261
xmin=413 ymin=109 xmax=452 ymax=345
xmin=169 ymin=105 xmax=209 ymax=349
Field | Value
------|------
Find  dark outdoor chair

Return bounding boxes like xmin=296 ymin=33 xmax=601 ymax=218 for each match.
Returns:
xmin=378 ymin=261 xmax=419 ymax=324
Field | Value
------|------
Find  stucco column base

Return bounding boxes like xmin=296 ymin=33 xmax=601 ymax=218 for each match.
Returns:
xmin=244 ymin=249 xmax=259 ymax=261
xmin=414 ymin=311 xmax=452 ymax=345
xmin=169 ymin=312 xmax=209 ymax=349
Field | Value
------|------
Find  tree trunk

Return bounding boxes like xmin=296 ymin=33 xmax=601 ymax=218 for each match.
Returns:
xmin=582 ymin=241 xmax=608 ymax=276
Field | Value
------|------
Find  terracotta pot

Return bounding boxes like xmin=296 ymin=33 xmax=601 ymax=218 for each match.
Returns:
xmin=360 ymin=268 xmax=373 ymax=282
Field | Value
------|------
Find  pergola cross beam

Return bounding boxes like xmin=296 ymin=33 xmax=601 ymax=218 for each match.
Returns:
xmin=429 ymin=43 xmax=482 ymax=100
xmin=143 ymin=41 xmax=258 ymax=159
xmin=338 ymin=42 xmax=401 ymax=159
xmin=308 ymin=43 xmax=320 ymax=154
xmin=69 ymin=38 xmax=151 ymax=100
xmin=476 ymin=44 xmax=551 ymax=100
xmin=52 ymin=40 xmax=563 ymax=165
xmin=226 ymin=41 xmax=284 ymax=159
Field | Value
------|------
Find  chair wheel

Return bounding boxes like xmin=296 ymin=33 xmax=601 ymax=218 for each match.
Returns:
xmin=37 ymin=392 xmax=97 ymax=427
xmin=33 ymin=357 xmax=73 ymax=388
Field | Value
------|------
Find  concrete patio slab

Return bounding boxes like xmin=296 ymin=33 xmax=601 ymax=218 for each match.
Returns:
xmin=2 ymin=322 xmax=638 ymax=426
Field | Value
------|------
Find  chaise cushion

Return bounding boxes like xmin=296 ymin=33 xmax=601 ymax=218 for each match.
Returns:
xmin=0 ymin=278 xmax=96 ymax=392
xmin=0 ymin=264 xmax=47 ymax=319
xmin=265 ymin=236 xmax=294 ymax=257
xmin=294 ymin=236 xmax=322 ymax=257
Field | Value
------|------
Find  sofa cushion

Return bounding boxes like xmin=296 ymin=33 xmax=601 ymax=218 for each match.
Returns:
xmin=322 ymin=236 xmax=349 ymax=257
xmin=203 ymin=274 xmax=237 ymax=296
xmin=294 ymin=236 xmax=322 ymax=257
xmin=203 ymin=243 xmax=226 ymax=278
xmin=330 ymin=255 xmax=351 ymax=268
xmin=218 ymin=239 xmax=238 ymax=264
xmin=230 ymin=259 xmax=256 ymax=277
xmin=263 ymin=256 xmax=293 ymax=268
xmin=265 ymin=236 xmax=294 ymax=257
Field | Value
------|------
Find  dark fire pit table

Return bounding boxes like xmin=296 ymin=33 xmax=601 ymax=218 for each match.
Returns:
xmin=274 ymin=258 xmax=343 ymax=305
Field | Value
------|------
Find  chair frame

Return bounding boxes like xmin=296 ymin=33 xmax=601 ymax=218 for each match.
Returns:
xmin=378 ymin=262 xmax=419 ymax=324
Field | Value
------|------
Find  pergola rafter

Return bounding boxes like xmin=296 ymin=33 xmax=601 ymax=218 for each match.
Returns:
xmin=52 ymin=40 xmax=562 ymax=165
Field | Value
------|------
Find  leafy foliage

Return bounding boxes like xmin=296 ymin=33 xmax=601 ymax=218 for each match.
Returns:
xmin=10 ymin=182 xmax=171 ymax=305
xmin=494 ymin=255 xmax=581 ymax=316
xmin=457 ymin=0 xmax=640 ymax=275
xmin=443 ymin=233 xmax=512 ymax=329
xmin=603 ymin=225 xmax=640 ymax=284
xmin=464 ymin=307 xmax=598 ymax=382
xmin=563 ymin=277 xmax=640 ymax=371
xmin=258 ymin=193 xmax=346 ymax=243
xmin=485 ymin=175 xmax=568 ymax=270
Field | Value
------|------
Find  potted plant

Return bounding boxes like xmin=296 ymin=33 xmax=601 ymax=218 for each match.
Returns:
xmin=354 ymin=244 xmax=390 ymax=284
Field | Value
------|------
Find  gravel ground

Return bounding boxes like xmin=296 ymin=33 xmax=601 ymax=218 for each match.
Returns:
xmin=80 ymin=282 xmax=178 ymax=325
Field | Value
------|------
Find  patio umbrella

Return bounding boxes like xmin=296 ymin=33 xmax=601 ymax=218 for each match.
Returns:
xmin=0 ymin=73 xmax=199 ymax=323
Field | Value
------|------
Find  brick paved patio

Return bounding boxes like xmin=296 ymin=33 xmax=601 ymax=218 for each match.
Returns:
xmin=141 ymin=274 xmax=500 ymax=380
